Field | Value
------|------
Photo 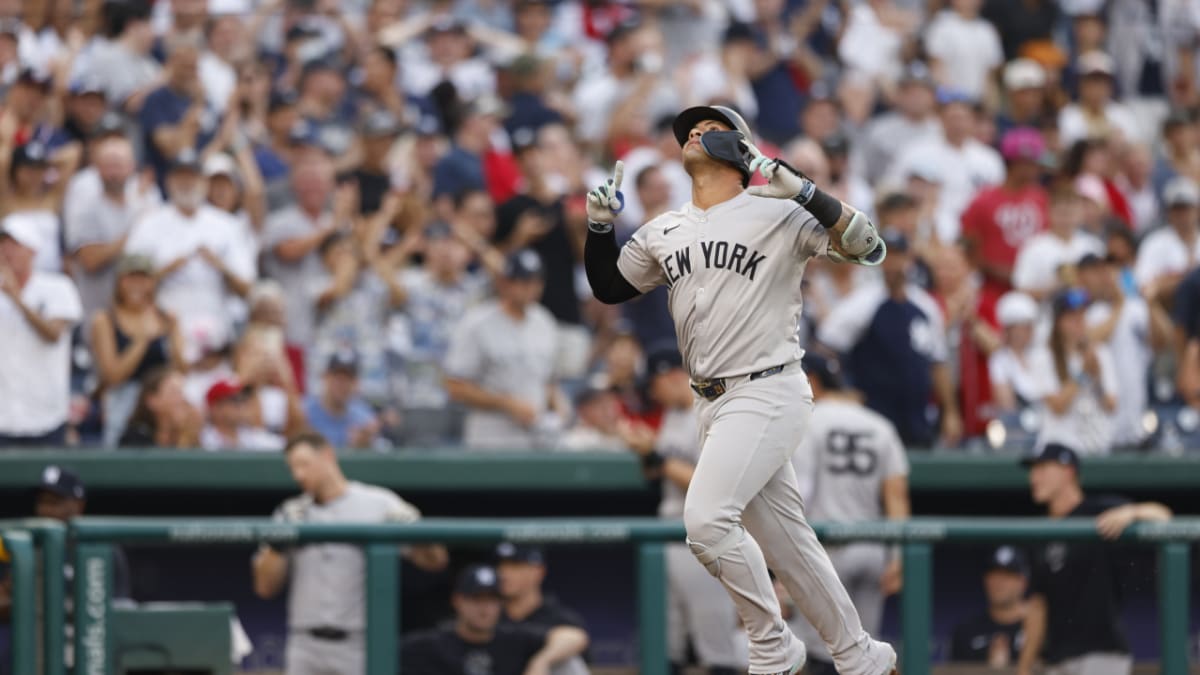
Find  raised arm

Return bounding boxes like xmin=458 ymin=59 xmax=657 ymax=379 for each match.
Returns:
xmin=584 ymin=161 xmax=648 ymax=304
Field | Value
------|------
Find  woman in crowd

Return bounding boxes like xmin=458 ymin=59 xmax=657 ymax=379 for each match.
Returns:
xmin=90 ymin=254 xmax=186 ymax=446
xmin=988 ymin=291 xmax=1043 ymax=414
xmin=1029 ymin=288 xmax=1118 ymax=454
xmin=119 ymin=367 xmax=201 ymax=448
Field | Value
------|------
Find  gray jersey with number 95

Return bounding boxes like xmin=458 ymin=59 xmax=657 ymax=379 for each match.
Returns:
xmin=792 ymin=399 xmax=909 ymax=523
xmin=616 ymin=192 xmax=830 ymax=380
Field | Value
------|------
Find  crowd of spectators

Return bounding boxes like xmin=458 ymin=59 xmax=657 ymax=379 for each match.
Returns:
xmin=1 ymin=0 xmax=1199 ymax=454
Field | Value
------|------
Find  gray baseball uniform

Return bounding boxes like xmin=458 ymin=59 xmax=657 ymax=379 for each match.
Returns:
xmin=443 ymin=299 xmax=559 ymax=449
xmin=789 ymin=399 xmax=910 ymax=664
xmin=617 ymin=192 xmax=896 ymax=674
xmin=657 ymin=406 xmax=745 ymax=670
xmin=271 ymin=481 xmax=421 ymax=675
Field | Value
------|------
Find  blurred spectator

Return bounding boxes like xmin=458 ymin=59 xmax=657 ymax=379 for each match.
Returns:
xmin=1013 ymin=188 xmax=1102 ymax=302
xmin=124 ymin=150 xmax=253 ymax=363
xmin=1173 ymin=267 xmax=1200 ymax=409
xmin=615 ymin=116 xmax=690 ymax=234
xmin=988 ymin=291 xmax=1043 ymax=413
xmin=262 ymin=152 xmax=346 ymax=346
xmin=65 ymin=135 xmax=161 ymax=323
xmin=1057 ymin=51 xmax=1142 ymax=146
xmin=444 ymin=250 xmax=562 ymax=449
xmin=0 ymin=136 xmax=78 ymax=274
xmin=385 ymin=220 xmax=491 ymax=444
xmin=72 ymin=0 xmax=160 ymax=111
xmin=401 ymin=564 xmax=589 ymax=675
xmin=0 ymin=220 xmax=81 ymax=446
xmin=572 ymin=21 xmax=675 ymax=149
xmin=1103 ymin=224 xmax=1140 ymax=298
xmin=791 ymin=353 xmax=909 ymax=675
xmin=818 ymin=231 xmax=961 ymax=447
xmin=253 ymin=431 xmax=447 ymax=674
xmin=199 ymin=378 xmax=285 ymax=452
xmin=616 ymin=163 xmax=677 ymax=349
xmin=90 ymin=254 xmax=185 ymax=447
xmin=1154 ymin=110 xmax=1200 ymax=193
xmin=1116 ymin=143 xmax=1160 ymax=233
xmin=233 ymin=289 xmax=308 ymax=439
xmin=888 ymin=93 xmax=1005 ymax=244
xmin=1027 ymin=290 xmax=1118 ymax=455
xmin=352 ymin=110 xmax=401 ymax=215
xmin=981 ymin=0 xmax=1058 ymax=60
xmin=853 ymin=63 xmax=939 ymax=188
xmin=962 ymin=127 xmax=1050 ymax=302
xmin=432 ymin=95 xmax=504 ymax=203
xmin=949 ymin=546 xmax=1028 ymax=666
xmin=205 ymin=148 xmax=267 ymax=264
xmin=820 ymin=133 xmax=874 ymax=218
xmin=303 ymin=349 xmax=381 ymax=450
xmin=1079 ymin=254 xmax=1171 ymax=449
xmin=560 ymin=379 xmax=626 ymax=453
xmin=119 ymin=366 xmax=201 ymax=448
xmin=1134 ymin=176 xmax=1200 ymax=305
xmin=997 ymin=59 xmax=1048 ymax=138
xmin=838 ymin=0 xmax=917 ymax=89
xmin=296 ymin=59 xmax=358 ymax=168
xmin=1016 ymin=443 xmax=1170 ymax=675
xmin=616 ymin=348 xmax=742 ymax=673
xmin=1064 ymin=138 xmax=1135 ymax=231
xmin=494 ymin=543 xmax=591 ymax=675
xmin=138 ymin=32 xmax=232 ymax=186
xmin=924 ymin=0 xmax=1004 ymax=102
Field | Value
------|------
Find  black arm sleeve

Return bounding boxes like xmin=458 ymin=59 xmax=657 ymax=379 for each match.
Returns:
xmin=584 ymin=224 xmax=641 ymax=305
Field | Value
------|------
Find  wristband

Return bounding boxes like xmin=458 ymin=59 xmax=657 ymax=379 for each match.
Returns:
xmin=588 ymin=220 xmax=614 ymax=234
xmin=640 ymin=451 xmax=664 ymax=471
xmin=795 ymin=187 xmax=844 ymax=229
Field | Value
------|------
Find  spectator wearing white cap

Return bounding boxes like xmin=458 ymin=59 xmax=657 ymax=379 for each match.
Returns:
xmin=124 ymin=150 xmax=255 ymax=363
xmin=0 ymin=138 xmax=80 ymax=274
xmin=924 ymin=0 xmax=1004 ymax=102
xmin=1078 ymin=254 xmax=1172 ymax=449
xmin=1013 ymin=188 xmax=1104 ymax=302
xmin=852 ymin=63 xmax=940 ymax=187
xmin=996 ymin=59 xmax=1048 ymax=138
xmin=0 ymin=218 xmax=82 ymax=446
xmin=1134 ymin=176 xmax=1200 ymax=304
xmin=1057 ymin=51 xmax=1141 ymax=146
xmin=988 ymin=291 xmax=1043 ymax=414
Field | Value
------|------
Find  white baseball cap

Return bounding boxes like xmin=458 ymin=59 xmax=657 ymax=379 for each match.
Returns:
xmin=1077 ymin=50 xmax=1115 ymax=78
xmin=1163 ymin=175 xmax=1200 ymax=207
xmin=203 ymin=152 xmax=239 ymax=180
xmin=0 ymin=213 xmax=43 ymax=251
xmin=1003 ymin=59 xmax=1046 ymax=91
xmin=996 ymin=291 xmax=1038 ymax=327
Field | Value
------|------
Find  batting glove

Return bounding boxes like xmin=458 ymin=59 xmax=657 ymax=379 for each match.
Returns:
xmin=745 ymin=145 xmax=815 ymax=202
xmin=586 ymin=161 xmax=625 ymax=230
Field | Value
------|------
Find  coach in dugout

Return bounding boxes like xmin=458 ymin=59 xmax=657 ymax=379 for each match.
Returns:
xmin=401 ymin=564 xmax=589 ymax=675
xmin=252 ymin=431 xmax=448 ymax=675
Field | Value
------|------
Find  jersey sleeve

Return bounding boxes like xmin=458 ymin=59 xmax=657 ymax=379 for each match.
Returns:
xmin=380 ymin=489 xmax=422 ymax=523
xmin=785 ymin=206 xmax=830 ymax=260
xmin=880 ymin=420 xmax=910 ymax=479
xmin=442 ymin=313 xmax=486 ymax=380
xmin=615 ymin=226 xmax=667 ymax=293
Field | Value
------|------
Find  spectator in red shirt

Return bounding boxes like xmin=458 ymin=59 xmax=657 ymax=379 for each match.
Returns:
xmin=961 ymin=128 xmax=1049 ymax=305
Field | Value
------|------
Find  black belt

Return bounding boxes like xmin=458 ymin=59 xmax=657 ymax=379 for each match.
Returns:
xmin=690 ymin=363 xmax=788 ymax=401
xmin=305 ymin=626 xmax=350 ymax=641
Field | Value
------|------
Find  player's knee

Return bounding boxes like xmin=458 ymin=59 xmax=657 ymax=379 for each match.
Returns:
xmin=682 ymin=501 xmax=730 ymax=544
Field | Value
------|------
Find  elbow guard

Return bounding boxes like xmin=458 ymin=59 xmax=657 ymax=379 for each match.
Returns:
xmin=829 ymin=211 xmax=887 ymax=267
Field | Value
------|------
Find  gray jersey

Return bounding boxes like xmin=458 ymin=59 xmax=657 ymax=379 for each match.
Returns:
xmin=792 ymin=399 xmax=909 ymax=523
xmin=442 ymin=300 xmax=558 ymax=449
xmin=655 ymin=406 xmax=700 ymax=519
xmin=617 ymin=192 xmax=831 ymax=379
xmin=272 ymin=481 xmax=420 ymax=631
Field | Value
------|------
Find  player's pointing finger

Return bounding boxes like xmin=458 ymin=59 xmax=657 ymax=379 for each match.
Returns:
xmin=612 ymin=160 xmax=624 ymax=191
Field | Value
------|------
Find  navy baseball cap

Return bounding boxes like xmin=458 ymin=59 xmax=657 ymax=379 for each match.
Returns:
xmin=645 ymin=349 xmax=684 ymax=378
xmin=38 ymin=465 xmax=85 ymax=500
xmin=496 ymin=541 xmax=545 ymax=565
xmin=11 ymin=142 xmax=49 ymax=168
xmin=90 ymin=111 xmax=127 ymax=139
xmin=880 ymin=228 xmax=910 ymax=254
xmin=455 ymin=564 xmax=501 ymax=596
xmin=325 ymin=349 xmax=360 ymax=375
xmin=168 ymin=147 xmax=203 ymax=173
xmin=1051 ymin=288 xmax=1089 ymax=314
xmin=987 ymin=546 xmax=1029 ymax=576
xmin=1020 ymin=442 xmax=1080 ymax=469
xmin=268 ymin=90 xmax=298 ymax=113
xmin=504 ymin=249 xmax=544 ymax=279
xmin=802 ymin=352 xmax=845 ymax=391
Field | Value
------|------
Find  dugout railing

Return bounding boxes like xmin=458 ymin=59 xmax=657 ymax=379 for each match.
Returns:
xmin=4 ymin=517 xmax=1198 ymax=675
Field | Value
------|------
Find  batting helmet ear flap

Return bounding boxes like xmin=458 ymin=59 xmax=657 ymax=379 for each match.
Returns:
xmin=699 ymin=130 xmax=752 ymax=187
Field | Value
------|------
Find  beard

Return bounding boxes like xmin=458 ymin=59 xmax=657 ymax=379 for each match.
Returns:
xmin=171 ymin=185 xmax=207 ymax=211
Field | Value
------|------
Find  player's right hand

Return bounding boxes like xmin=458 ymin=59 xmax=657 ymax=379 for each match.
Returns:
xmin=745 ymin=144 xmax=813 ymax=201
xmin=586 ymin=161 xmax=625 ymax=226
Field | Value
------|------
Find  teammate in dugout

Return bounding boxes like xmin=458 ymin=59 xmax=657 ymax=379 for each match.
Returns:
xmin=583 ymin=105 xmax=898 ymax=675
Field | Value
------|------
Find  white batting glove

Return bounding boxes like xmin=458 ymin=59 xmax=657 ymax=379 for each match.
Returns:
xmin=586 ymin=161 xmax=625 ymax=228
xmin=745 ymin=144 xmax=815 ymax=202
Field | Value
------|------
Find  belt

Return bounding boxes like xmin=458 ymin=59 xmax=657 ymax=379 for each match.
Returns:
xmin=690 ymin=363 xmax=788 ymax=401
xmin=305 ymin=626 xmax=350 ymax=641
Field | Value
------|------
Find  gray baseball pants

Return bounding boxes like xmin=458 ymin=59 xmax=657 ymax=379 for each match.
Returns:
xmin=285 ymin=632 xmax=364 ymax=675
xmin=667 ymin=542 xmax=746 ymax=669
xmin=685 ymin=366 xmax=895 ymax=675
xmin=1046 ymin=653 xmax=1133 ymax=675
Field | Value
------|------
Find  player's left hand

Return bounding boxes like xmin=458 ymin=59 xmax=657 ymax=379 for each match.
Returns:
xmin=745 ymin=144 xmax=813 ymax=201
xmin=880 ymin=558 xmax=902 ymax=596
xmin=586 ymin=161 xmax=625 ymax=225
xmin=1096 ymin=504 xmax=1137 ymax=540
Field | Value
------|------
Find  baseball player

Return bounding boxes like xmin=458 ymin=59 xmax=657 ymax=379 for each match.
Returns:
xmin=789 ymin=354 xmax=911 ymax=675
xmin=622 ymin=349 xmax=745 ymax=674
xmin=583 ymin=105 xmax=897 ymax=675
